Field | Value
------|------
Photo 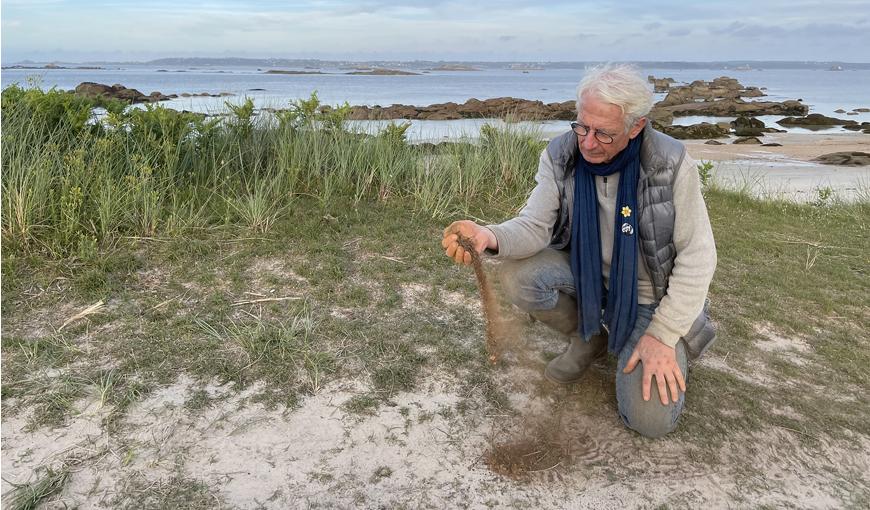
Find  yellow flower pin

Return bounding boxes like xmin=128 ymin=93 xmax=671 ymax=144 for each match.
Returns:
xmin=621 ymin=206 xmax=632 ymax=218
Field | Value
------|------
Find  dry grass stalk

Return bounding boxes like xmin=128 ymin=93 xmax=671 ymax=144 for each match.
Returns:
xmin=456 ymin=235 xmax=502 ymax=364
xmin=58 ymin=300 xmax=104 ymax=331
xmin=230 ymin=296 xmax=302 ymax=307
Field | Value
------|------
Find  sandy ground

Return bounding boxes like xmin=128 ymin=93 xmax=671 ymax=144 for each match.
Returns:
xmin=3 ymin=294 xmax=869 ymax=508
xmin=683 ymin=132 xmax=870 ymax=202
xmin=2 ymin=133 xmax=869 ymax=508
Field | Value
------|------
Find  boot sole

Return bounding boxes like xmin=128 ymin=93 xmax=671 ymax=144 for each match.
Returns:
xmin=543 ymin=367 xmax=585 ymax=385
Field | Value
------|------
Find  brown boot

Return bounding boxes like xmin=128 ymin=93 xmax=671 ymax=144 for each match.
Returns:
xmin=530 ymin=294 xmax=607 ymax=384
xmin=544 ymin=333 xmax=607 ymax=384
xmin=528 ymin=293 xmax=578 ymax=335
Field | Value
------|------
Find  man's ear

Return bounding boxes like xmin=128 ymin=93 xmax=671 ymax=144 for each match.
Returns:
xmin=629 ymin=117 xmax=647 ymax=139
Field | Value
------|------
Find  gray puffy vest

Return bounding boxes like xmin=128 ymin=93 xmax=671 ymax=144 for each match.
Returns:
xmin=544 ymin=125 xmax=716 ymax=358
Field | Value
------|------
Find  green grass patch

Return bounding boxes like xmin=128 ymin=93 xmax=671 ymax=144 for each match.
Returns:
xmin=1 ymin=465 xmax=71 ymax=510
xmin=1 ymin=122 xmax=868 ymax=505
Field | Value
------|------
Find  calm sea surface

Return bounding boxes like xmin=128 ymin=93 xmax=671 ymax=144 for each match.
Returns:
xmin=3 ymin=65 xmax=869 ymax=140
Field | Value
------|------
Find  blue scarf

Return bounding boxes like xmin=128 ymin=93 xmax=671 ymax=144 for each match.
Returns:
xmin=570 ymin=131 xmax=642 ymax=354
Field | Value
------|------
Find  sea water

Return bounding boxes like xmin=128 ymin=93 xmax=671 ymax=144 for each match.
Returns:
xmin=3 ymin=65 xmax=869 ymax=141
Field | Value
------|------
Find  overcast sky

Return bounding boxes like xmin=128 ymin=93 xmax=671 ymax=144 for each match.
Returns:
xmin=2 ymin=0 xmax=869 ymax=63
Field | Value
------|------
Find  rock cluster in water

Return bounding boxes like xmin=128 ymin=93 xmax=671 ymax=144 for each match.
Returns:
xmin=813 ymin=152 xmax=870 ymax=166
xmin=69 ymin=75 xmax=869 ymax=138
xmin=74 ymin=82 xmax=233 ymax=104
xmin=340 ymin=76 xmax=810 ymax=131
xmin=345 ymin=97 xmax=576 ymax=121
xmin=777 ymin=113 xmax=869 ymax=131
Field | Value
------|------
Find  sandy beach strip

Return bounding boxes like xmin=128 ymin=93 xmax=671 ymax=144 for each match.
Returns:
xmin=683 ymin=131 xmax=869 ymax=162
xmin=683 ymin=132 xmax=870 ymax=201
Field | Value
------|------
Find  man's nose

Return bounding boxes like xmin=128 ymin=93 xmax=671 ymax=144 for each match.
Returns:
xmin=580 ymin=131 xmax=599 ymax=150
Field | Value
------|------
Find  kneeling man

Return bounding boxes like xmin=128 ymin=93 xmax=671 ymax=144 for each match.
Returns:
xmin=442 ymin=63 xmax=717 ymax=438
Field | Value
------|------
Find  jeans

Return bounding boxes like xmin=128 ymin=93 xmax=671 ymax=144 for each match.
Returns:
xmin=500 ymin=248 xmax=688 ymax=438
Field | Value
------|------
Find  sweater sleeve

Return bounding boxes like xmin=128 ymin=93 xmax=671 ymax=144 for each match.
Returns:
xmin=644 ymin=154 xmax=717 ymax=348
xmin=485 ymin=149 xmax=561 ymax=259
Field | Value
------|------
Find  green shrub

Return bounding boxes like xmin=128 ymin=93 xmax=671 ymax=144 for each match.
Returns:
xmin=1 ymin=88 xmax=542 ymax=257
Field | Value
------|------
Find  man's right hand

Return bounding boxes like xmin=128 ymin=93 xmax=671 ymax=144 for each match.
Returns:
xmin=441 ymin=220 xmax=497 ymax=265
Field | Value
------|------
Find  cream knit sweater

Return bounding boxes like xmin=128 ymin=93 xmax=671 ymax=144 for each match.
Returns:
xmin=487 ymin=149 xmax=717 ymax=348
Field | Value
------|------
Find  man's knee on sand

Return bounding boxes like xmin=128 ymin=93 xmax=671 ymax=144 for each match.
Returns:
xmin=617 ymin=339 xmax=688 ymax=438
xmin=618 ymin=388 xmax=682 ymax=438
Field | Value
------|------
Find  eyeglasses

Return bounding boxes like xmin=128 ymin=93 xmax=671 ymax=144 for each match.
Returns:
xmin=571 ymin=121 xmax=615 ymax=144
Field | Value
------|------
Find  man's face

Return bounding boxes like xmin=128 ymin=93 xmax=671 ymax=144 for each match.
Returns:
xmin=576 ymin=94 xmax=646 ymax=164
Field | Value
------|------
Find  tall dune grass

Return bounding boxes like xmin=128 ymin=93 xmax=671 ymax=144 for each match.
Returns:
xmin=1 ymin=87 xmax=544 ymax=256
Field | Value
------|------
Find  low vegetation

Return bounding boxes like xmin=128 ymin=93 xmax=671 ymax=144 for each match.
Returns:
xmin=1 ymin=86 xmax=542 ymax=258
xmin=2 ymin=86 xmax=868 ymax=507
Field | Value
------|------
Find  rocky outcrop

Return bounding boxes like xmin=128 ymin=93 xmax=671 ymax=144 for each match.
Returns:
xmin=429 ymin=64 xmax=481 ymax=71
xmin=733 ymin=136 xmax=763 ymax=144
xmin=265 ymin=69 xmax=326 ymax=75
xmin=346 ymin=68 xmax=420 ymax=76
xmin=648 ymin=76 xmax=804 ymax=119
xmin=653 ymin=98 xmax=807 ymax=118
xmin=646 ymin=108 xmax=674 ymax=126
xmin=350 ymin=75 xmax=809 ymax=122
xmin=74 ymin=82 xmax=175 ymax=104
xmin=73 ymin=82 xmax=239 ymax=104
xmin=648 ymin=76 xmax=675 ymax=93
xmin=731 ymin=116 xmax=765 ymax=136
xmin=178 ymin=92 xmax=235 ymax=98
xmin=653 ymin=122 xmax=729 ymax=140
xmin=345 ymin=92 xmax=806 ymax=122
xmin=776 ymin=113 xmax=858 ymax=130
xmin=842 ymin=122 xmax=870 ymax=134
xmin=657 ymin=77 xmax=765 ymax=106
xmin=347 ymin=97 xmax=576 ymax=121
xmin=3 ymin=64 xmax=103 ymax=70
xmin=813 ymin=152 xmax=870 ymax=166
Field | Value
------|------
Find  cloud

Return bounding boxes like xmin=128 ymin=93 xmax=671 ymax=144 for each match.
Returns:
xmin=667 ymin=28 xmax=692 ymax=37
xmin=710 ymin=20 xmax=868 ymax=39
xmin=3 ymin=1 xmax=870 ymax=62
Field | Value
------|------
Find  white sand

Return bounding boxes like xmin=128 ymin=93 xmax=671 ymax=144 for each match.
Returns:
xmin=684 ymin=132 xmax=870 ymax=201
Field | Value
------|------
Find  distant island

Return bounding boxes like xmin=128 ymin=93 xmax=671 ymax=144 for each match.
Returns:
xmin=1 ymin=63 xmax=104 ymax=70
xmin=428 ymin=64 xmax=481 ymax=72
xmin=507 ymin=64 xmax=545 ymax=71
xmin=346 ymin=68 xmax=420 ymax=76
xmin=265 ymin=69 xmax=327 ymax=75
xmin=264 ymin=68 xmax=419 ymax=76
xmin=6 ymin=57 xmax=870 ymax=71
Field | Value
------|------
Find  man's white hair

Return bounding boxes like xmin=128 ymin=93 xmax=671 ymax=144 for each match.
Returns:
xmin=575 ymin=63 xmax=654 ymax=133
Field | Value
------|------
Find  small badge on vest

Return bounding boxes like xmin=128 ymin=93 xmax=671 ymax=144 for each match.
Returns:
xmin=621 ymin=222 xmax=634 ymax=235
xmin=621 ymin=205 xmax=632 ymax=217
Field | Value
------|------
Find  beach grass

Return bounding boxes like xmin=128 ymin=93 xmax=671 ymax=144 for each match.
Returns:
xmin=1 ymin=86 xmax=543 ymax=258
xmin=2 ymin=87 xmax=869 ymax=506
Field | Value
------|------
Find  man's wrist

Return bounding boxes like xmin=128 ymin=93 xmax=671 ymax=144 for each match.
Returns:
xmin=643 ymin=331 xmax=675 ymax=349
xmin=482 ymin=227 xmax=499 ymax=253
xmin=644 ymin=322 xmax=681 ymax=348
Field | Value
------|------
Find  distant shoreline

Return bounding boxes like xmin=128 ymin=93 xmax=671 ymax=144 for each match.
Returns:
xmin=5 ymin=58 xmax=870 ymax=71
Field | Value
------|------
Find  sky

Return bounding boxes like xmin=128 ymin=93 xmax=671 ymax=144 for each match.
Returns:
xmin=2 ymin=0 xmax=870 ymax=63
